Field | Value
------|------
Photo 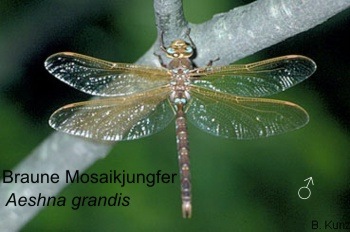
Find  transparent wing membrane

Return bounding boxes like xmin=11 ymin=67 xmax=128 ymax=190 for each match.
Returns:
xmin=45 ymin=37 xmax=316 ymax=219
xmin=187 ymin=87 xmax=309 ymax=139
xmin=192 ymin=55 xmax=316 ymax=97
xmin=49 ymin=87 xmax=174 ymax=141
xmin=45 ymin=52 xmax=170 ymax=97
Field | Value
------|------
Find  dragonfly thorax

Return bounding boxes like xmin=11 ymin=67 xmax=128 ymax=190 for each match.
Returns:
xmin=170 ymin=68 xmax=191 ymax=106
xmin=168 ymin=57 xmax=193 ymax=70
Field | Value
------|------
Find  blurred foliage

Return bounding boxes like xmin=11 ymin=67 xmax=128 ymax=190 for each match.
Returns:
xmin=0 ymin=0 xmax=349 ymax=231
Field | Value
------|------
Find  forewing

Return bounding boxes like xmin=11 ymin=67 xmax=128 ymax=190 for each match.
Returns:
xmin=192 ymin=55 xmax=316 ymax=97
xmin=45 ymin=52 xmax=169 ymax=96
xmin=49 ymin=87 xmax=174 ymax=141
xmin=187 ymin=87 xmax=309 ymax=139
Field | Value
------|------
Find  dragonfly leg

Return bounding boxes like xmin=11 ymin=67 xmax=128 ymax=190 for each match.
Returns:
xmin=155 ymin=31 xmax=168 ymax=68
xmin=153 ymin=52 xmax=167 ymax=68
xmin=206 ymin=57 xmax=220 ymax=66
xmin=159 ymin=31 xmax=167 ymax=52
xmin=185 ymin=28 xmax=196 ymax=50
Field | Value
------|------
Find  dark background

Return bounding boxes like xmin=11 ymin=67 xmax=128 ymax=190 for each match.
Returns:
xmin=1 ymin=0 xmax=349 ymax=231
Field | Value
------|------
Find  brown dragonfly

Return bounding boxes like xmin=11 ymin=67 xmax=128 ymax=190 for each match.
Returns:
xmin=45 ymin=32 xmax=316 ymax=218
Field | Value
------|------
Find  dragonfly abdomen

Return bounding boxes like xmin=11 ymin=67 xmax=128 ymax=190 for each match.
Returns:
xmin=175 ymin=105 xmax=192 ymax=218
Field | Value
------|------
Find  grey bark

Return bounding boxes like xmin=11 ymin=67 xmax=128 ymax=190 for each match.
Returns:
xmin=0 ymin=0 xmax=349 ymax=231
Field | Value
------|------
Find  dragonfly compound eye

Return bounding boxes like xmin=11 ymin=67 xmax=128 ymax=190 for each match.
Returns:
xmin=167 ymin=47 xmax=175 ymax=54
xmin=185 ymin=46 xmax=193 ymax=53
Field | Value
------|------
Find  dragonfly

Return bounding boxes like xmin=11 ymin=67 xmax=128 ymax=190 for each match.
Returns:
xmin=45 ymin=31 xmax=316 ymax=218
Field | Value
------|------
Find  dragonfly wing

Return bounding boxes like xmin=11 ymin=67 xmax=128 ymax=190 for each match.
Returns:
xmin=45 ymin=52 xmax=169 ymax=97
xmin=49 ymin=87 xmax=174 ymax=141
xmin=192 ymin=55 xmax=316 ymax=97
xmin=187 ymin=87 xmax=309 ymax=139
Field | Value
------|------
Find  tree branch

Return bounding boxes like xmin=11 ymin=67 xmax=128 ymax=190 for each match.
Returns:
xmin=0 ymin=0 xmax=349 ymax=230
xmin=0 ymin=133 xmax=111 ymax=231
xmin=143 ymin=0 xmax=350 ymax=66
xmin=189 ymin=0 xmax=350 ymax=66
xmin=154 ymin=0 xmax=187 ymax=35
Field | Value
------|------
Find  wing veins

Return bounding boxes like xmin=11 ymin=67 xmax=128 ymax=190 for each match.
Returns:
xmin=49 ymin=87 xmax=173 ymax=141
xmin=190 ymin=55 xmax=316 ymax=97
xmin=45 ymin=52 xmax=170 ymax=96
xmin=188 ymin=86 xmax=308 ymax=139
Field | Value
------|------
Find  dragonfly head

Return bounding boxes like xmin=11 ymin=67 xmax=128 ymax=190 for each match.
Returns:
xmin=165 ymin=39 xmax=193 ymax=59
